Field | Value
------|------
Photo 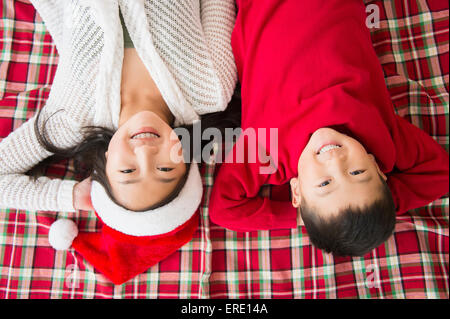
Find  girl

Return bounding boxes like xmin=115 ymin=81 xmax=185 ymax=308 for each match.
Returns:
xmin=0 ymin=0 xmax=239 ymax=284
xmin=0 ymin=0 xmax=238 ymax=213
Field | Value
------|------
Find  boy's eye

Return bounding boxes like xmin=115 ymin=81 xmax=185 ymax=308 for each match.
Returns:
xmin=318 ymin=180 xmax=331 ymax=187
xmin=350 ymin=169 xmax=366 ymax=176
xmin=157 ymin=167 xmax=174 ymax=172
xmin=120 ymin=169 xmax=135 ymax=174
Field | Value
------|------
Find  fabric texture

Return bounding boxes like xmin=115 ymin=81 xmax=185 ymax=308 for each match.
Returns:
xmin=0 ymin=0 xmax=449 ymax=298
xmin=0 ymin=0 xmax=237 ymax=213
xmin=71 ymin=211 xmax=200 ymax=286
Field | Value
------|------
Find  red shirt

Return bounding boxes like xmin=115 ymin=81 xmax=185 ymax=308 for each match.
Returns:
xmin=209 ymin=0 xmax=449 ymax=231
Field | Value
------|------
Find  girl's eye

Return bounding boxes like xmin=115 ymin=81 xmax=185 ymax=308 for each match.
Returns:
xmin=158 ymin=167 xmax=174 ymax=172
xmin=350 ymin=169 xmax=366 ymax=176
xmin=318 ymin=180 xmax=331 ymax=187
xmin=120 ymin=169 xmax=135 ymax=174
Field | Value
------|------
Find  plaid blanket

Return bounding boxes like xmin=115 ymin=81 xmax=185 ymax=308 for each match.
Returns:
xmin=0 ymin=0 xmax=448 ymax=299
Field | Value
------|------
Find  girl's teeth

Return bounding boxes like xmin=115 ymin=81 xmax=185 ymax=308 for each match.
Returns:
xmin=319 ymin=144 xmax=341 ymax=154
xmin=132 ymin=132 xmax=159 ymax=139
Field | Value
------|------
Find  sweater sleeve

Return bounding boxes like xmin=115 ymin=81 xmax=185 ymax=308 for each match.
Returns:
xmin=0 ymin=113 xmax=78 ymax=212
xmin=387 ymin=115 xmax=449 ymax=215
xmin=209 ymin=136 xmax=297 ymax=232
xmin=199 ymin=0 xmax=238 ymax=112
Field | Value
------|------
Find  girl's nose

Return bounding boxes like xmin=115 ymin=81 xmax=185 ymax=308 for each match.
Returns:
xmin=134 ymin=145 xmax=158 ymax=171
xmin=134 ymin=144 xmax=158 ymax=156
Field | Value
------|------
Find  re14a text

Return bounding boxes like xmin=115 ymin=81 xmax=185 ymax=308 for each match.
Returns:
xmin=180 ymin=303 xmax=268 ymax=316
xmin=226 ymin=303 xmax=268 ymax=314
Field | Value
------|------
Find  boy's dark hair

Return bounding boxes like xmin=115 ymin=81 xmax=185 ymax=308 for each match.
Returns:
xmin=300 ymin=176 xmax=396 ymax=257
xmin=28 ymin=93 xmax=241 ymax=211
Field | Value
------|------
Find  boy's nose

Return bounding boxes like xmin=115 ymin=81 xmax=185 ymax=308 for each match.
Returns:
xmin=320 ymin=148 xmax=345 ymax=162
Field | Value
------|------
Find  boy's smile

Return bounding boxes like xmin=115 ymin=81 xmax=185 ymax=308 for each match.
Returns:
xmin=316 ymin=143 xmax=342 ymax=155
xmin=290 ymin=127 xmax=387 ymax=217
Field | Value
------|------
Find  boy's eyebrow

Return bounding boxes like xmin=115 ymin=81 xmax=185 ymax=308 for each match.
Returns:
xmin=356 ymin=175 xmax=373 ymax=183
xmin=316 ymin=189 xmax=334 ymax=197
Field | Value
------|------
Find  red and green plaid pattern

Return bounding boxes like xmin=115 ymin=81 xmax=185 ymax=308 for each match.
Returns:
xmin=0 ymin=0 xmax=448 ymax=299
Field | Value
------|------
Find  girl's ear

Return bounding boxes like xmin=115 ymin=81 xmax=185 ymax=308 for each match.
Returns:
xmin=290 ymin=177 xmax=302 ymax=208
xmin=368 ymin=154 xmax=387 ymax=181
xmin=105 ymin=151 xmax=108 ymax=159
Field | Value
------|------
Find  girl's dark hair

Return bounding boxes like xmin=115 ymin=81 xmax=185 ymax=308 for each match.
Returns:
xmin=29 ymin=92 xmax=241 ymax=211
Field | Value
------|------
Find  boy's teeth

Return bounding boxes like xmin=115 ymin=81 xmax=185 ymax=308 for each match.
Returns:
xmin=132 ymin=132 xmax=159 ymax=139
xmin=318 ymin=144 xmax=341 ymax=154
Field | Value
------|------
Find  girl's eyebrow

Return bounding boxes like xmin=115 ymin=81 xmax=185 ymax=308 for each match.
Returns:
xmin=118 ymin=178 xmax=142 ymax=185
xmin=156 ymin=177 xmax=177 ymax=184
xmin=118 ymin=177 xmax=177 ymax=185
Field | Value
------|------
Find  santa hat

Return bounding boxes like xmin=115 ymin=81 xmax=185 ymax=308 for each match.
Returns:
xmin=48 ymin=162 xmax=203 ymax=285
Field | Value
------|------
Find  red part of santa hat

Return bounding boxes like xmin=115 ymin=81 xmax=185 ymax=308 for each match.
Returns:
xmin=48 ymin=162 xmax=203 ymax=285
xmin=72 ymin=212 xmax=198 ymax=285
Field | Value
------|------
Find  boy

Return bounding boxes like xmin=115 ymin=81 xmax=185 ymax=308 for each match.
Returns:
xmin=209 ymin=0 xmax=449 ymax=256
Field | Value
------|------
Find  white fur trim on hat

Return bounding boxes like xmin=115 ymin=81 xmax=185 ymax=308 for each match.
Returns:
xmin=90 ymin=162 xmax=203 ymax=237
xmin=48 ymin=219 xmax=78 ymax=251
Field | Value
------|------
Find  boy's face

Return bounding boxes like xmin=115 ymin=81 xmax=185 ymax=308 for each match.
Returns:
xmin=290 ymin=128 xmax=387 ymax=217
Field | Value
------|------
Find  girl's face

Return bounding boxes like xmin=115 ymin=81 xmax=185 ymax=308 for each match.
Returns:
xmin=105 ymin=110 xmax=186 ymax=211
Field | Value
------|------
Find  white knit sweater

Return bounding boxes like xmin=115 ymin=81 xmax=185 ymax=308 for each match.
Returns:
xmin=0 ymin=0 xmax=237 ymax=212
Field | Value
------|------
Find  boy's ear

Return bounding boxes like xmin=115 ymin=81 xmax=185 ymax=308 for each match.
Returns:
xmin=368 ymin=154 xmax=387 ymax=181
xmin=105 ymin=151 xmax=108 ymax=159
xmin=290 ymin=177 xmax=302 ymax=208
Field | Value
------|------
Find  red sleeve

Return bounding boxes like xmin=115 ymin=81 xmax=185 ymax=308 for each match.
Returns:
xmin=387 ymin=115 xmax=449 ymax=215
xmin=270 ymin=183 xmax=292 ymax=202
xmin=209 ymin=136 xmax=297 ymax=232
